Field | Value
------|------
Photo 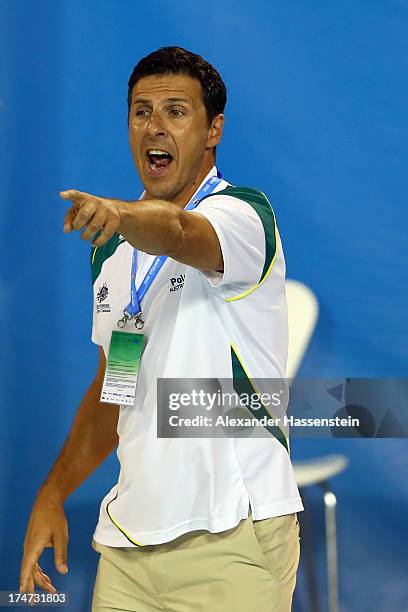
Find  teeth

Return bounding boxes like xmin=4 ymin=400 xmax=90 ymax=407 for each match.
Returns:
xmin=148 ymin=149 xmax=170 ymax=156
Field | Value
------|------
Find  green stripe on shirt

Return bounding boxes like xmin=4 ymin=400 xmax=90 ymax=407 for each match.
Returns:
xmin=91 ymin=233 xmax=126 ymax=285
xmin=201 ymin=186 xmax=276 ymax=284
xmin=231 ymin=344 xmax=288 ymax=452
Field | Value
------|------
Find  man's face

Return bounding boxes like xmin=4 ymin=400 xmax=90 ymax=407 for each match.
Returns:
xmin=128 ymin=73 xmax=221 ymax=203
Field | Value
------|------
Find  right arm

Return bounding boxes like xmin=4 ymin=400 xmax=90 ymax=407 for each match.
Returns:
xmin=19 ymin=347 xmax=119 ymax=594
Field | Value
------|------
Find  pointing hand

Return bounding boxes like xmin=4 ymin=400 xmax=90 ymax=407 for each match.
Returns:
xmin=60 ymin=190 xmax=121 ymax=247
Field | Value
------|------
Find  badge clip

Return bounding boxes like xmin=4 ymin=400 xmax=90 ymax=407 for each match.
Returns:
xmin=134 ymin=315 xmax=144 ymax=330
xmin=117 ymin=311 xmax=144 ymax=330
xmin=117 ymin=311 xmax=131 ymax=329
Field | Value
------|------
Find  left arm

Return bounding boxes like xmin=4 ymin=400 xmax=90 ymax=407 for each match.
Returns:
xmin=60 ymin=190 xmax=223 ymax=272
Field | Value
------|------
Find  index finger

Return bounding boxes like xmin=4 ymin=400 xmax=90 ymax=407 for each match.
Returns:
xmin=60 ymin=189 xmax=90 ymax=201
xmin=20 ymin=545 xmax=43 ymax=593
xmin=60 ymin=190 xmax=95 ymax=211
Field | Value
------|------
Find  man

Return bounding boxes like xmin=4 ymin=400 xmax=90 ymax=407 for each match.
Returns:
xmin=20 ymin=47 xmax=303 ymax=611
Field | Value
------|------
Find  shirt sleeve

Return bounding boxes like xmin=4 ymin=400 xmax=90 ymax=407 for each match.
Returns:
xmin=192 ymin=190 xmax=276 ymax=289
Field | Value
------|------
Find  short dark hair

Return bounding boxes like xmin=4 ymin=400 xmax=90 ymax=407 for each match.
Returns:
xmin=127 ymin=46 xmax=227 ymax=124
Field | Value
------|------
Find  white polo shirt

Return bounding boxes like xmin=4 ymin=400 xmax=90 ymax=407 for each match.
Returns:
xmin=91 ymin=167 xmax=303 ymax=547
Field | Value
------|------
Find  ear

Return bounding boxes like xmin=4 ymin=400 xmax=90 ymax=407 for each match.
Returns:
xmin=206 ymin=114 xmax=224 ymax=149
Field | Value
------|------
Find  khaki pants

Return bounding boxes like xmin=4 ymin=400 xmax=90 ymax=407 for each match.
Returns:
xmin=91 ymin=512 xmax=300 ymax=612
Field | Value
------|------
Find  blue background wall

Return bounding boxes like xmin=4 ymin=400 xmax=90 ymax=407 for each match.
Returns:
xmin=1 ymin=1 xmax=407 ymax=610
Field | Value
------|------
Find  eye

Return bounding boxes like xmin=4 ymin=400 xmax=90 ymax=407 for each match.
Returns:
xmin=135 ymin=108 xmax=150 ymax=117
xmin=169 ymin=108 xmax=185 ymax=117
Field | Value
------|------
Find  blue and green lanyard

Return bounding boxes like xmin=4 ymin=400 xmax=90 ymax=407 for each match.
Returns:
xmin=117 ymin=170 xmax=222 ymax=330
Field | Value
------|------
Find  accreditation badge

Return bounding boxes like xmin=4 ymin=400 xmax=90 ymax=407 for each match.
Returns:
xmin=101 ymin=331 xmax=145 ymax=406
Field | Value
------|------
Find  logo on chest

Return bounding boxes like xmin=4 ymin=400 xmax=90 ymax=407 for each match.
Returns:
xmin=96 ymin=282 xmax=111 ymax=313
xmin=169 ymin=274 xmax=185 ymax=293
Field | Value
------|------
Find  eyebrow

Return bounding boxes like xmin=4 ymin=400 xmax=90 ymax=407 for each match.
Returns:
xmin=132 ymin=97 xmax=192 ymax=105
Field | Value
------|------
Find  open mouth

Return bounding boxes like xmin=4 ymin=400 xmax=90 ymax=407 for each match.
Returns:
xmin=146 ymin=149 xmax=173 ymax=173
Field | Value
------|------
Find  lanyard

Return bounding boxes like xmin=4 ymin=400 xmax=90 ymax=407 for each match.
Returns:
xmin=117 ymin=170 xmax=223 ymax=329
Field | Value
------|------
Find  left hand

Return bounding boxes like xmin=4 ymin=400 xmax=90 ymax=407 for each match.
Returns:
xmin=60 ymin=190 xmax=121 ymax=247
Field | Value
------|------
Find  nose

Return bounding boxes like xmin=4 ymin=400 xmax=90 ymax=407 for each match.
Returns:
xmin=147 ymin=111 xmax=167 ymax=137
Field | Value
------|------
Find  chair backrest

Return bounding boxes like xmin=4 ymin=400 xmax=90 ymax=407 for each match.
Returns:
xmin=285 ymin=280 xmax=319 ymax=378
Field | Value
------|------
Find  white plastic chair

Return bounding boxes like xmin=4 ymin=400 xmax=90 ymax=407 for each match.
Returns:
xmin=285 ymin=280 xmax=348 ymax=612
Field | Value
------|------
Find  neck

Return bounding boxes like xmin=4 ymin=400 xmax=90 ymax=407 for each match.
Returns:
xmin=174 ymin=159 xmax=215 ymax=208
